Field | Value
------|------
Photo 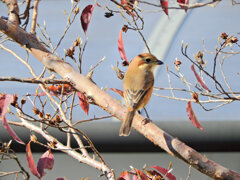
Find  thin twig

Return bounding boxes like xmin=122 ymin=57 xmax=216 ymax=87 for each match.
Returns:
xmin=0 ymin=76 xmax=71 ymax=85
xmin=21 ymin=0 xmax=32 ymax=29
xmin=72 ymin=115 xmax=113 ymax=127
xmin=88 ymin=56 xmax=106 ymax=73
xmin=186 ymin=165 xmax=192 ymax=180
xmin=52 ymin=2 xmax=79 ymax=53
xmin=67 ymin=91 xmax=76 ymax=147
xmin=30 ymin=0 xmax=40 ymax=34
xmin=166 ymin=65 xmax=175 ymax=97
xmin=154 ymin=87 xmax=240 ymax=100
xmin=181 ymin=41 xmax=232 ymax=98
xmin=218 ymin=55 xmax=237 ymax=98
xmin=198 ymin=99 xmax=233 ymax=111
xmin=79 ymin=39 xmax=88 ymax=73
xmin=153 ymin=93 xmax=232 ymax=103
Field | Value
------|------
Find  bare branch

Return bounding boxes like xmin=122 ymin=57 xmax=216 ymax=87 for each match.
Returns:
xmin=52 ymin=2 xmax=79 ymax=53
xmin=16 ymin=109 xmax=115 ymax=180
xmin=1 ymin=17 xmax=240 ymax=179
xmin=30 ymin=0 xmax=40 ymax=34
xmin=0 ymin=76 xmax=71 ymax=85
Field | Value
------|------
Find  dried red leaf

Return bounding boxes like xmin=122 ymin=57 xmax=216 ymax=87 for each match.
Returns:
xmin=134 ymin=169 xmax=149 ymax=180
xmin=177 ymin=0 xmax=189 ymax=12
xmin=57 ymin=84 xmax=73 ymax=94
xmin=121 ymin=0 xmax=136 ymax=16
xmin=191 ymin=65 xmax=211 ymax=92
xmin=186 ymin=100 xmax=204 ymax=130
xmin=77 ymin=92 xmax=89 ymax=115
xmin=56 ymin=178 xmax=68 ymax=180
xmin=37 ymin=149 xmax=54 ymax=177
xmin=46 ymin=85 xmax=58 ymax=93
xmin=0 ymin=94 xmax=25 ymax=145
xmin=26 ymin=141 xmax=41 ymax=179
xmin=118 ymin=28 xmax=129 ymax=64
xmin=160 ymin=0 xmax=169 ymax=16
xmin=81 ymin=5 xmax=94 ymax=35
xmin=45 ymin=85 xmax=59 ymax=96
xmin=110 ymin=88 xmax=124 ymax=97
xmin=151 ymin=166 xmax=176 ymax=180
xmin=221 ymin=32 xmax=228 ymax=40
xmin=56 ymin=85 xmax=63 ymax=92
xmin=46 ymin=84 xmax=72 ymax=96
xmin=144 ymin=170 xmax=163 ymax=179
xmin=117 ymin=171 xmax=130 ymax=180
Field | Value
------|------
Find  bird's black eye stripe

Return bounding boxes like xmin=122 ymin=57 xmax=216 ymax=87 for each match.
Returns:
xmin=145 ymin=58 xmax=151 ymax=63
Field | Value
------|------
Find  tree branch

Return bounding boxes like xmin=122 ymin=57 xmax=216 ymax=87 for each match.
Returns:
xmin=16 ymin=109 xmax=115 ymax=180
xmin=1 ymin=18 xmax=239 ymax=179
xmin=0 ymin=76 xmax=71 ymax=85
xmin=30 ymin=0 xmax=40 ymax=34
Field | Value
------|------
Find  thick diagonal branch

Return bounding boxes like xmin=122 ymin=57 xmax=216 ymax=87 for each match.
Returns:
xmin=0 ymin=19 xmax=240 ymax=180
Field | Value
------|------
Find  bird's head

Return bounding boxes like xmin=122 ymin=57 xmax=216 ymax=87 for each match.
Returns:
xmin=133 ymin=53 xmax=164 ymax=71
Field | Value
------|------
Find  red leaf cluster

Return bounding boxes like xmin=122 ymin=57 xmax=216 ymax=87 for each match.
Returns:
xmin=118 ymin=166 xmax=176 ymax=180
xmin=133 ymin=168 xmax=149 ymax=180
xmin=46 ymin=84 xmax=73 ymax=95
xmin=26 ymin=141 xmax=55 ymax=179
xmin=26 ymin=141 xmax=41 ymax=179
xmin=0 ymin=94 xmax=25 ymax=144
xmin=151 ymin=166 xmax=176 ymax=180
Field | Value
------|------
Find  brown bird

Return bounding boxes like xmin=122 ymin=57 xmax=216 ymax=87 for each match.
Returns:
xmin=119 ymin=53 xmax=164 ymax=136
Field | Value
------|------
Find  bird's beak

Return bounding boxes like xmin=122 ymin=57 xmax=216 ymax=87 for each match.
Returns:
xmin=156 ymin=60 xmax=164 ymax=65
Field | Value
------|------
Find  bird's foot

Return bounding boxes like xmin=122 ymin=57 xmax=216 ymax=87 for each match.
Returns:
xmin=141 ymin=117 xmax=151 ymax=125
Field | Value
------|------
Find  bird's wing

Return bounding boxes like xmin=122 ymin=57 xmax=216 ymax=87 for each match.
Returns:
xmin=124 ymin=87 xmax=151 ymax=109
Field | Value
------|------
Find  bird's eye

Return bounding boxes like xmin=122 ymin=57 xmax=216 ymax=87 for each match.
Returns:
xmin=145 ymin=58 xmax=151 ymax=63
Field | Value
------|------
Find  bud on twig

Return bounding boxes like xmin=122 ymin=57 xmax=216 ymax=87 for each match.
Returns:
xmin=30 ymin=134 xmax=37 ymax=142
xmin=221 ymin=32 xmax=228 ymax=40
xmin=174 ymin=58 xmax=182 ymax=66
xmin=21 ymin=98 xmax=26 ymax=107
xmin=192 ymin=92 xmax=199 ymax=103
xmin=194 ymin=50 xmax=205 ymax=65
xmin=32 ymin=107 xmax=40 ymax=115
xmin=65 ymin=46 xmax=75 ymax=58
xmin=10 ymin=95 xmax=18 ymax=107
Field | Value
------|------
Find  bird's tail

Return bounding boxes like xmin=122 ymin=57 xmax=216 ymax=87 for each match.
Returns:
xmin=119 ymin=110 xmax=136 ymax=136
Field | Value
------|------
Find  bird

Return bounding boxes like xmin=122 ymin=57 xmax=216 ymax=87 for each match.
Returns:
xmin=119 ymin=53 xmax=164 ymax=136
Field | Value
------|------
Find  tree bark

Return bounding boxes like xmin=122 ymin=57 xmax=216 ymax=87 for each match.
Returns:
xmin=0 ymin=18 xmax=240 ymax=180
